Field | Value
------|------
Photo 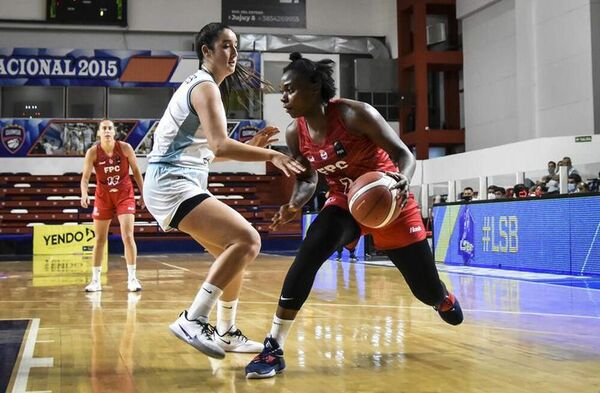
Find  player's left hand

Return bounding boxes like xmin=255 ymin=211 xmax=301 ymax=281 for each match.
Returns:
xmin=245 ymin=126 xmax=280 ymax=148
xmin=385 ymin=171 xmax=410 ymax=208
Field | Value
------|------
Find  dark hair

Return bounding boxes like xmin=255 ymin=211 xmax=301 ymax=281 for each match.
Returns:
xmin=283 ymin=52 xmax=336 ymax=103
xmin=548 ymin=161 xmax=556 ymax=166
xmin=513 ymin=183 xmax=528 ymax=198
xmin=195 ymin=22 xmax=272 ymax=111
xmin=463 ymin=187 xmax=474 ymax=192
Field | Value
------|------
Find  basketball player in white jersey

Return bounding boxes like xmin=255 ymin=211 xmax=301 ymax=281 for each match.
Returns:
xmin=144 ymin=22 xmax=304 ymax=359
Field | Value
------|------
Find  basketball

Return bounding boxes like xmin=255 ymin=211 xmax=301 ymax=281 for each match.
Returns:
xmin=347 ymin=171 xmax=404 ymax=228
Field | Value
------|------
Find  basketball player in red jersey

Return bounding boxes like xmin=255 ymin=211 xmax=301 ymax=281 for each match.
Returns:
xmin=246 ymin=53 xmax=463 ymax=378
xmin=80 ymin=119 xmax=145 ymax=293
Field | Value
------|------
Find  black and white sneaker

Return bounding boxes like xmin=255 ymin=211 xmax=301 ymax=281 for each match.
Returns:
xmin=169 ymin=310 xmax=225 ymax=359
xmin=214 ymin=327 xmax=263 ymax=353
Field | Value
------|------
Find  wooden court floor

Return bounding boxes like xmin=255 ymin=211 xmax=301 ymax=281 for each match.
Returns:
xmin=1 ymin=253 xmax=600 ymax=393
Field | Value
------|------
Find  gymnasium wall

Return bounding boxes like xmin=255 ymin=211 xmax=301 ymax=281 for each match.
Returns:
xmin=459 ymin=0 xmax=599 ymax=150
xmin=420 ymin=135 xmax=600 ymax=185
xmin=0 ymin=0 xmax=399 ymax=57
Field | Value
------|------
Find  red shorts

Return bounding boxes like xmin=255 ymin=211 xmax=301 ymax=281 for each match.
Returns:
xmin=324 ymin=192 xmax=427 ymax=250
xmin=92 ymin=183 xmax=136 ymax=220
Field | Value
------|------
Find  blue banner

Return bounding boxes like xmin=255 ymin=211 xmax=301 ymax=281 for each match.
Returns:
xmin=433 ymin=196 xmax=600 ymax=275
xmin=0 ymin=48 xmax=261 ymax=88
xmin=0 ymin=118 xmax=266 ymax=157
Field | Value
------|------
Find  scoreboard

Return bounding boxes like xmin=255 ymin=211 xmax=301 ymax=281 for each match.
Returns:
xmin=47 ymin=0 xmax=127 ymax=26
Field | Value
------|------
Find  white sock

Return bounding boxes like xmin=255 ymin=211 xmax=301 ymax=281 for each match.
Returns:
xmin=127 ymin=264 xmax=136 ymax=280
xmin=187 ymin=282 xmax=223 ymax=322
xmin=92 ymin=266 xmax=102 ymax=281
xmin=269 ymin=315 xmax=294 ymax=349
xmin=216 ymin=299 xmax=238 ymax=335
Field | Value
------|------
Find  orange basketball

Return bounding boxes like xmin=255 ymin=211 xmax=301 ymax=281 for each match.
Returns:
xmin=347 ymin=171 xmax=404 ymax=228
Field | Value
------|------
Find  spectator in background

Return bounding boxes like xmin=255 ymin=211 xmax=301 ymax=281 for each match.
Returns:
xmin=576 ymin=182 xmax=590 ymax=193
xmin=588 ymin=171 xmax=600 ymax=192
xmin=540 ymin=160 xmax=560 ymax=194
xmin=487 ymin=185 xmax=498 ymax=199
xmin=568 ymin=174 xmax=582 ymax=193
xmin=562 ymin=156 xmax=580 ymax=177
xmin=461 ymin=187 xmax=475 ymax=201
xmin=82 ymin=125 xmax=95 ymax=151
xmin=494 ymin=187 xmax=506 ymax=199
xmin=433 ymin=194 xmax=448 ymax=204
xmin=530 ymin=184 xmax=547 ymax=197
xmin=512 ymin=184 xmax=528 ymax=198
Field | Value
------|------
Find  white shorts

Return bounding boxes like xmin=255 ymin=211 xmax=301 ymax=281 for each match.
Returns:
xmin=144 ymin=163 xmax=212 ymax=231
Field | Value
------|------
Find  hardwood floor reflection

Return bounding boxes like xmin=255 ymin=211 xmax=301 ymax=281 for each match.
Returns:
xmin=0 ymin=253 xmax=599 ymax=392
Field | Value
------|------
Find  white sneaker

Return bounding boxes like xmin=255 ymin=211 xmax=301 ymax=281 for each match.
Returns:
xmin=127 ymin=277 xmax=142 ymax=292
xmin=214 ymin=327 xmax=263 ymax=353
xmin=84 ymin=279 xmax=102 ymax=292
xmin=169 ymin=311 xmax=225 ymax=359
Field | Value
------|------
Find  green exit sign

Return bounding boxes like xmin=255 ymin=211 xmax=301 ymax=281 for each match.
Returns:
xmin=575 ymin=136 xmax=592 ymax=142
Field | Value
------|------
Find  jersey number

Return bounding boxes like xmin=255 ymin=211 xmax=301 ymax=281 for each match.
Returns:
xmin=107 ymin=175 xmax=120 ymax=186
xmin=339 ymin=177 xmax=354 ymax=194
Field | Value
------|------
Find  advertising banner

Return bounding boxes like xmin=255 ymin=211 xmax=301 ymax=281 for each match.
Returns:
xmin=33 ymin=224 xmax=107 ymax=257
xmin=433 ymin=195 xmax=600 ymax=275
xmin=0 ymin=48 xmax=261 ymax=87
xmin=222 ymin=0 xmax=306 ymax=28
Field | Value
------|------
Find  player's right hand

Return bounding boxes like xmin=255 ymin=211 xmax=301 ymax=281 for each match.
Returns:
xmin=270 ymin=203 xmax=300 ymax=230
xmin=245 ymin=126 xmax=280 ymax=148
xmin=270 ymin=152 xmax=305 ymax=177
xmin=81 ymin=194 xmax=89 ymax=208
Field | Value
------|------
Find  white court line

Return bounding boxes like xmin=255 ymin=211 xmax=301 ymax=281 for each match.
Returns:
xmin=34 ymin=340 xmax=54 ymax=343
xmin=12 ymin=319 xmax=53 ymax=393
xmin=581 ymin=221 xmax=600 ymax=275
xmin=161 ymin=262 xmax=192 ymax=272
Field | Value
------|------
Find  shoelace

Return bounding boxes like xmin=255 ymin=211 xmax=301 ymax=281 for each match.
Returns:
xmin=194 ymin=320 xmax=215 ymax=338
xmin=230 ymin=329 xmax=249 ymax=343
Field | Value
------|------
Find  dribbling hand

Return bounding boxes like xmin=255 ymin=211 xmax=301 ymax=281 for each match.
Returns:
xmin=246 ymin=126 xmax=280 ymax=148
xmin=385 ymin=171 xmax=409 ymax=209
xmin=270 ymin=203 xmax=300 ymax=231
xmin=270 ymin=152 xmax=306 ymax=177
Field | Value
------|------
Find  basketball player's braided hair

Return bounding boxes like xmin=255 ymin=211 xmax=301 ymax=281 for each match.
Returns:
xmin=194 ymin=22 xmax=273 ymax=111
xmin=285 ymin=52 xmax=336 ymax=103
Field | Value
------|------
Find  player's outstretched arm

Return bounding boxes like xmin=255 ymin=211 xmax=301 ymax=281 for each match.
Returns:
xmin=191 ymin=82 xmax=304 ymax=176
xmin=270 ymin=121 xmax=317 ymax=231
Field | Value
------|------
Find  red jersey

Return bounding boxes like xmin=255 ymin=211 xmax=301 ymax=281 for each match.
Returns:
xmin=297 ymin=100 xmax=396 ymax=195
xmin=297 ymin=100 xmax=426 ymax=250
xmin=92 ymin=141 xmax=136 ymax=220
xmin=94 ymin=142 xmax=132 ymax=191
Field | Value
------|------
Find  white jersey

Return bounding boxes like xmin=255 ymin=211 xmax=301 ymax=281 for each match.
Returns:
xmin=147 ymin=69 xmax=216 ymax=170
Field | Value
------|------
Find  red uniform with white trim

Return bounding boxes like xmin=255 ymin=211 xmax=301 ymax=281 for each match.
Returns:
xmin=297 ymin=100 xmax=426 ymax=250
xmin=92 ymin=141 xmax=136 ymax=220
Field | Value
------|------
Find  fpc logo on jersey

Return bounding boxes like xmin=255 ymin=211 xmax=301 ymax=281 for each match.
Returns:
xmin=1 ymin=124 xmax=25 ymax=154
